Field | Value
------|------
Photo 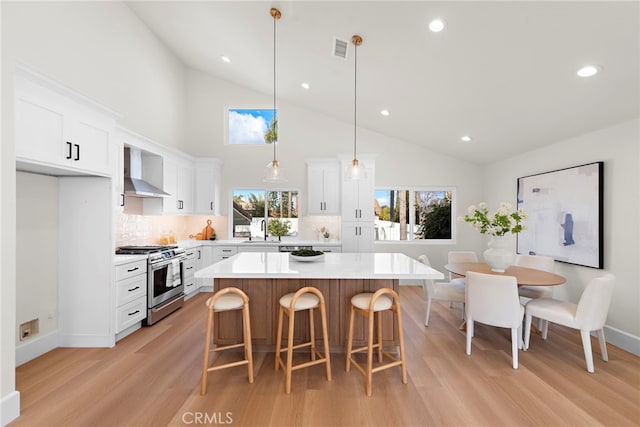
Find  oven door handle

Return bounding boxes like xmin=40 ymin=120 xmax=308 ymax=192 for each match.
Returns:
xmin=150 ymin=295 xmax=184 ymax=313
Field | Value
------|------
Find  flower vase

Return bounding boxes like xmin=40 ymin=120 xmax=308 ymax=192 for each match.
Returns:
xmin=484 ymin=237 xmax=515 ymax=272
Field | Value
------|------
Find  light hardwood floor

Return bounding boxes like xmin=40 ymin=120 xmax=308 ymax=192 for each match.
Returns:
xmin=12 ymin=286 xmax=640 ymax=426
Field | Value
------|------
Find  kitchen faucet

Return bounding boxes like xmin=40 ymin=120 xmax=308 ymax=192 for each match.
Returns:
xmin=261 ymin=219 xmax=268 ymax=241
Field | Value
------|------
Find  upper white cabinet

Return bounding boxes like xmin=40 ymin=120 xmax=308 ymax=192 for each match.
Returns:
xmin=194 ymin=159 xmax=222 ymax=215
xmin=307 ymin=159 xmax=340 ymax=215
xmin=163 ymin=157 xmax=193 ymax=214
xmin=15 ymin=65 xmax=117 ymax=177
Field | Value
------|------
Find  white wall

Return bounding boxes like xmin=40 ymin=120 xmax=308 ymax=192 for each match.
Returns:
xmin=184 ymin=68 xmax=486 ymax=270
xmin=15 ymin=172 xmax=59 ymax=345
xmin=483 ymin=119 xmax=640 ymax=346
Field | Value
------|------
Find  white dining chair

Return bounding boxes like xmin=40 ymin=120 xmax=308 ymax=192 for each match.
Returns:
xmin=417 ymin=255 xmax=465 ymax=326
xmin=465 ymin=271 xmax=524 ymax=369
xmin=514 ymin=254 xmax=555 ymax=299
xmin=446 ymin=251 xmax=478 ymax=307
xmin=524 ymin=274 xmax=615 ymax=373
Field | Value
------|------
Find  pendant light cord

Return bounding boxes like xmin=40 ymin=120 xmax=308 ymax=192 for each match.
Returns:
xmin=272 ymin=12 xmax=277 ymax=162
xmin=353 ymin=41 xmax=357 ymax=160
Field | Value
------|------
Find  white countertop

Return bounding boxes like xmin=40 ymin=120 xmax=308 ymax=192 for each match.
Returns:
xmin=113 ymin=254 xmax=148 ymax=265
xmin=194 ymin=252 xmax=444 ymax=280
xmin=180 ymin=239 xmax=341 ymax=249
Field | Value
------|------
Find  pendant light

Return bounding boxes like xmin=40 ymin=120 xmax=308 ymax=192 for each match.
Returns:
xmin=345 ymin=34 xmax=366 ymax=180
xmin=263 ymin=7 xmax=286 ymax=183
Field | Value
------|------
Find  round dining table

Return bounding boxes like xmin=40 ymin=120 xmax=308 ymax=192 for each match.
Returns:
xmin=444 ymin=262 xmax=566 ymax=286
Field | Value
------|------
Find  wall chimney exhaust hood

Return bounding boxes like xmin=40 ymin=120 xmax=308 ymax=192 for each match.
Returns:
xmin=123 ymin=147 xmax=170 ymax=198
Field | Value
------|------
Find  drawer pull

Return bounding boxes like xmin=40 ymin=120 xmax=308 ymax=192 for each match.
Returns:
xmin=127 ymin=267 xmax=139 ymax=272
xmin=127 ymin=310 xmax=140 ymax=316
xmin=127 ymin=286 xmax=140 ymax=292
xmin=186 ymin=266 xmax=193 ymax=270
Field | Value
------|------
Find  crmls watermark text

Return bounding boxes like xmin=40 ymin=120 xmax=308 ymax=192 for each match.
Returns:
xmin=182 ymin=412 xmax=233 ymax=425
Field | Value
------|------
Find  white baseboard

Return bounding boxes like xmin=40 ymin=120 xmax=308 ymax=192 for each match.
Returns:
xmin=115 ymin=323 xmax=142 ymax=342
xmin=602 ymin=325 xmax=640 ymax=356
xmin=1 ymin=390 xmax=20 ymax=426
xmin=59 ymin=333 xmax=115 ymax=348
xmin=15 ymin=330 xmax=60 ymax=366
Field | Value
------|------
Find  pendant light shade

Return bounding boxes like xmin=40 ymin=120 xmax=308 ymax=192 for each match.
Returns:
xmin=345 ymin=35 xmax=366 ymax=180
xmin=264 ymin=7 xmax=286 ymax=183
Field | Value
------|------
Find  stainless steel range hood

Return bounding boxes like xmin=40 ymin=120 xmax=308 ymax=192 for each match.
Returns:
xmin=123 ymin=147 xmax=170 ymax=198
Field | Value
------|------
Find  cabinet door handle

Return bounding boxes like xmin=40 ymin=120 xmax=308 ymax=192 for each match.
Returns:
xmin=210 ymin=202 xmax=213 ymax=211
xmin=66 ymin=142 xmax=73 ymax=159
xmin=127 ymin=286 xmax=140 ymax=292
xmin=198 ymin=250 xmax=201 ymax=260
xmin=186 ymin=266 xmax=193 ymax=270
xmin=74 ymin=144 xmax=80 ymax=161
xmin=127 ymin=310 xmax=140 ymax=316
xmin=120 ymin=193 xmax=125 ymax=207
xmin=127 ymin=267 xmax=139 ymax=272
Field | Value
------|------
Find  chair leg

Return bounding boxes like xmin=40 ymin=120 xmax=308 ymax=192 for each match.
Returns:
xmin=319 ymin=300 xmax=332 ymax=381
xmin=511 ymin=327 xmax=519 ymax=369
xmin=541 ymin=320 xmax=549 ymax=340
xmin=242 ymin=303 xmax=254 ymax=383
xmin=580 ymin=329 xmax=595 ymax=373
xmin=285 ymin=310 xmax=295 ymax=394
xmin=396 ymin=306 xmax=408 ymax=385
xmin=466 ymin=318 xmax=473 ymax=356
xmin=275 ymin=306 xmax=284 ymax=371
xmin=309 ymin=307 xmax=316 ymax=361
xmin=200 ymin=308 xmax=214 ymax=395
xmin=425 ymin=296 xmax=432 ymax=326
xmin=366 ymin=312 xmax=375 ymax=397
xmin=597 ymin=329 xmax=609 ymax=362
xmin=376 ymin=311 xmax=383 ymax=363
xmin=346 ymin=306 xmax=355 ymax=372
xmin=524 ymin=314 xmax=532 ymax=350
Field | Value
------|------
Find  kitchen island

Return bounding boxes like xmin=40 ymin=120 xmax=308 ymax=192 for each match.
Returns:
xmin=195 ymin=252 xmax=443 ymax=350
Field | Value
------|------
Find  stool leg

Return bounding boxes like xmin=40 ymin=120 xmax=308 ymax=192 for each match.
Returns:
xmin=319 ymin=299 xmax=332 ymax=381
xmin=395 ymin=305 xmax=408 ymax=385
xmin=200 ymin=308 xmax=214 ymax=395
xmin=346 ymin=306 xmax=355 ymax=372
xmin=309 ymin=307 xmax=316 ymax=361
xmin=242 ymin=302 xmax=254 ymax=383
xmin=285 ymin=309 xmax=295 ymax=394
xmin=275 ymin=306 xmax=284 ymax=371
xmin=366 ymin=311 xmax=375 ymax=397
xmin=377 ymin=311 xmax=383 ymax=363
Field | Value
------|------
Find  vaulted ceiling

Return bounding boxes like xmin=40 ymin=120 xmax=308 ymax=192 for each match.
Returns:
xmin=127 ymin=1 xmax=639 ymax=164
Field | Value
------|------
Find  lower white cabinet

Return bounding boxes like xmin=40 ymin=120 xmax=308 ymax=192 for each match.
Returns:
xmin=196 ymin=246 xmax=215 ymax=290
xmin=341 ymin=222 xmax=375 ymax=253
xmin=213 ymin=246 xmax=238 ymax=263
xmin=114 ymin=259 xmax=147 ymax=334
xmin=183 ymin=248 xmax=198 ymax=295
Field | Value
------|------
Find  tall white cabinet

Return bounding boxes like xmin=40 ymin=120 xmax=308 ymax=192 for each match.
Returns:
xmin=340 ymin=159 xmax=375 ymax=252
xmin=194 ymin=159 xmax=223 ymax=215
xmin=306 ymin=159 xmax=340 ymax=215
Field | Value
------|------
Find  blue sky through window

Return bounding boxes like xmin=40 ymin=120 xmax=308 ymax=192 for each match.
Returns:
xmin=228 ymin=109 xmax=276 ymax=145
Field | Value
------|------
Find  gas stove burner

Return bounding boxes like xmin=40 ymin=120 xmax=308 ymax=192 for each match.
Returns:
xmin=115 ymin=245 xmax=178 ymax=255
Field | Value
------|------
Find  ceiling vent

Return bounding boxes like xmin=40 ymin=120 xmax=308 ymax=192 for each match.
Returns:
xmin=333 ymin=37 xmax=348 ymax=59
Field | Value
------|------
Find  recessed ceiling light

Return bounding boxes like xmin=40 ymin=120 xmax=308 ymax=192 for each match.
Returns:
xmin=429 ymin=18 xmax=447 ymax=33
xmin=380 ymin=109 xmax=390 ymax=116
xmin=461 ymin=135 xmax=472 ymax=142
xmin=577 ymin=65 xmax=600 ymax=77
xmin=301 ymin=82 xmax=310 ymax=90
xmin=220 ymin=55 xmax=231 ymax=63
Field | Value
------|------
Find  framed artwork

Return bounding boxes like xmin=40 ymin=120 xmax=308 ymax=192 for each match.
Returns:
xmin=516 ymin=161 xmax=604 ymax=269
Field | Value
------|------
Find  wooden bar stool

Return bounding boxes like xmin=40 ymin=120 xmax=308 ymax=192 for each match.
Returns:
xmin=346 ymin=288 xmax=407 ymax=396
xmin=275 ymin=286 xmax=332 ymax=394
xmin=201 ymin=287 xmax=254 ymax=395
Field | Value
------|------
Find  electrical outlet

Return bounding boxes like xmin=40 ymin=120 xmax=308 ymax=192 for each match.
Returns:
xmin=19 ymin=319 xmax=39 ymax=341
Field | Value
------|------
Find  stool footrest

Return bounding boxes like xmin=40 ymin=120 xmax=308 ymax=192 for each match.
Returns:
xmin=207 ymin=359 xmax=249 ymax=372
xmin=291 ymin=357 xmax=329 ymax=371
xmin=277 ymin=341 xmax=314 ymax=353
xmin=211 ymin=342 xmax=246 ymax=352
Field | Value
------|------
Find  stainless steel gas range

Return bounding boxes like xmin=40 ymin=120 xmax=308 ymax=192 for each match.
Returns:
xmin=115 ymin=245 xmax=186 ymax=325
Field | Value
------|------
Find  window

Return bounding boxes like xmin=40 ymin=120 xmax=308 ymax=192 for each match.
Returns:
xmin=228 ymin=109 xmax=277 ymax=145
xmin=374 ymin=188 xmax=454 ymax=242
xmin=232 ymin=189 xmax=299 ymax=238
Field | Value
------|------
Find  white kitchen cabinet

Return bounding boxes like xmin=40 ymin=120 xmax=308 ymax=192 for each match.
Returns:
xmin=196 ymin=246 xmax=215 ymax=291
xmin=15 ymin=66 xmax=117 ymax=177
xmin=341 ymin=159 xmax=375 ymax=252
xmin=213 ymin=246 xmax=238 ymax=263
xmin=114 ymin=258 xmax=147 ymax=335
xmin=182 ymin=248 xmax=198 ymax=296
xmin=307 ymin=160 xmax=340 ymax=215
xmin=194 ymin=159 xmax=222 ymax=215
xmin=163 ymin=157 xmax=194 ymax=214
xmin=237 ymin=245 xmax=279 ymax=253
